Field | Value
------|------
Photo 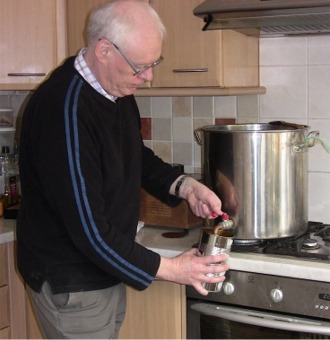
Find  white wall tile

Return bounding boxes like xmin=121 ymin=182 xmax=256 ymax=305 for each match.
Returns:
xmin=173 ymin=142 xmax=193 ymax=169
xmin=260 ymin=36 xmax=308 ymax=66
xmin=214 ymin=96 xmax=236 ymax=118
xmin=173 ymin=117 xmax=193 ymax=142
xmin=308 ymin=35 xmax=330 ymax=65
xmin=193 ymin=97 xmax=214 ymax=118
xmin=260 ymin=66 xmax=308 ymax=119
xmin=237 ymin=95 xmax=259 ymax=120
xmin=153 ymin=141 xmax=172 ymax=163
xmin=308 ymin=66 xmax=330 ymax=119
xmin=309 ymin=172 xmax=330 ymax=223
xmin=173 ymin=97 xmax=192 ymax=117
xmin=193 ymin=141 xmax=202 ymax=169
xmin=151 ymin=97 xmax=172 ymax=118
xmin=308 ymin=119 xmax=330 ymax=172
xmin=152 ymin=118 xmax=172 ymax=141
xmin=143 ymin=140 xmax=152 ymax=149
xmin=136 ymin=97 xmax=152 ymax=117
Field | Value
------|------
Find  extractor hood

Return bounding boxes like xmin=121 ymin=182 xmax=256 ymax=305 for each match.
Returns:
xmin=193 ymin=0 xmax=330 ymax=36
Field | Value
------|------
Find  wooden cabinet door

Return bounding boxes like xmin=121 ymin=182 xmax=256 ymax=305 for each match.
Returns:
xmin=25 ymin=293 xmax=43 ymax=339
xmin=66 ymin=0 xmax=149 ymax=56
xmin=150 ymin=0 xmax=221 ymax=88
xmin=7 ymin=241 xmax=28 ymax=339
xmin=0 ymin=286 xmax=10 ymax=332
xmin=0 ymin=244 xmax=10 ymax=337
xmin=0 ymin=0 xmax=66 ymax=90
xmin=66 ymin=0 xmax=150 ymax=89
xmin=150 ymin=0 xmax=259 ymax=88
xmin=0 ymin=244 xmax=8 ymax=286
xmin=66 ymin=0 xmax=111 ymax=56
xmin=119 ymin=281 xmax=186 ymax=339
xmin=0 ymin=327 xmax=10 ymax=339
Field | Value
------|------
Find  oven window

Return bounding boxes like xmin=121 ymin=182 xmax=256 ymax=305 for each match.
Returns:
xmin=200 ymin=314 xmax=330 ymax=339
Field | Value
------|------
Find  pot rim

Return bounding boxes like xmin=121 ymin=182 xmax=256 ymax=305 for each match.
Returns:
xmin=200 ymin=122 xmax=309 ymax=133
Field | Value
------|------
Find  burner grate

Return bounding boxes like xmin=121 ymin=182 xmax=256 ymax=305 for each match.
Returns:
xmin=231 ymin=222 xmax=330 ymax=261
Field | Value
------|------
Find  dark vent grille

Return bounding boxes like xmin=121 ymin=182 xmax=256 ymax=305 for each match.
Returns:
xmin=203 ymin=10 xmax=330 ymax=36
xmin=261 ymin=24 xmax=330 ymax=35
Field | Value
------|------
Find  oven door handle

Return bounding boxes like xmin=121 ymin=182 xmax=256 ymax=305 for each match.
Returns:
xmin=190 ymin=303 xmax=330 ymax=335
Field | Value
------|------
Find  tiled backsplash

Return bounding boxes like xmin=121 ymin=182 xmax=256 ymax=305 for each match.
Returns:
xmin=137 ymin=95 xmax=258 ymax=174
xmin=1 ymin=34 xmax=330 ymax=222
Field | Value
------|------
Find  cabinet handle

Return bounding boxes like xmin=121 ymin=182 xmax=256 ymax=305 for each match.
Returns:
xmin=7 ymin=72 xmax=46 ymax=77
xmin=172 ymin=68 xmax=208 ymax=73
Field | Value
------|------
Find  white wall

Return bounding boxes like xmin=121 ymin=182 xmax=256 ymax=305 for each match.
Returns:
xmin=259 ymin=35 xmax=330 ymax=223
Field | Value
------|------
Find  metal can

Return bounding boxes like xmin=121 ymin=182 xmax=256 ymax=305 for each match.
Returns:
xmin=198 ymin=227 xmax=233 ymax=292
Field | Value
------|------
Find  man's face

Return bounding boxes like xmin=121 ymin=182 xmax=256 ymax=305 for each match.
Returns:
xmin=97 ymin=35 xmax=163 ymax=97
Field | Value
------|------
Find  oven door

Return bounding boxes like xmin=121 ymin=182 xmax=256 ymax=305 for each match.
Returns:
xmin=187 ymin=300 xmax=330 ymax=339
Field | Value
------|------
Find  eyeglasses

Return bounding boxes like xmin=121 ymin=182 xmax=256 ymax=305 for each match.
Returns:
xmin=111 ymin=42 xmax=164 ymax=76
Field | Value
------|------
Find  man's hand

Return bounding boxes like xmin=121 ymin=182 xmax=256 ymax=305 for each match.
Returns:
xmin=156 ymin=248 xmax=229 ymax=296
xmin=171 ymin=176 xmax=223 ymax=219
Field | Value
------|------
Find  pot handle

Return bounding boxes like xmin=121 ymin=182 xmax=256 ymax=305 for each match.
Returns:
xmin=194 ymin=128 xmax=203 ymax=145
xmin=270 ymin=120 xmax=308 ymax=130
xmin=293 ymin=131 xmax=330 ymax=153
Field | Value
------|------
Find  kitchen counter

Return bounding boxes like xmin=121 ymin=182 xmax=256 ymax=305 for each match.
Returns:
xmin=0 ymin=218 xmax=16 ymax=244
xmin=2 ymin=220 xmax=329 ymax=283
xmin=137 ymin=225 xmax=330 ymax=284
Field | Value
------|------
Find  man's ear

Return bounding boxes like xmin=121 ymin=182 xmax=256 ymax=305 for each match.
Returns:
xmin=95 ymin=39 xmax=112 ymax=61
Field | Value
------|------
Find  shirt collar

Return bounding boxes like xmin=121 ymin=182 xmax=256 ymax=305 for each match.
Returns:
xmin=74 ymin=48 xmax=118 ymax=103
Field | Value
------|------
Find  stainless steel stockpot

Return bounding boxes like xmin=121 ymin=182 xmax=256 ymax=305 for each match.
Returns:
xmin=195 ymin=122 xmax=318 ymax=239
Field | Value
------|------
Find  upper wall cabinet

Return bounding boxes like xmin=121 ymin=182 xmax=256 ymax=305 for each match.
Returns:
xmin=0 ymin=0 xmax=67 ymax=90
xmin=149 ymin=0 xmax=259 ymax=89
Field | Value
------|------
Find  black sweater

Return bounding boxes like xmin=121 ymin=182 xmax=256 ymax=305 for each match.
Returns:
xmin=16 ymin=57 xmax=182 ymax=294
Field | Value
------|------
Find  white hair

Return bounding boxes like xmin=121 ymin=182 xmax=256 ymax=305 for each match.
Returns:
xmin=86 ymin=0 xmax=166 ymax=46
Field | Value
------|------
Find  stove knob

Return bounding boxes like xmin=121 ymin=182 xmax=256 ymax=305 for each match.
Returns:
xmin=270 ymin=288 xmax=283 ymax=303
xmin=223 ymin=282 xmax=235 ymax=295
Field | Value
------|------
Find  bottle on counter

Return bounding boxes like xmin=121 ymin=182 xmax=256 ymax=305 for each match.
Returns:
xmin=0 ymin=146 xmax=20 ymax=211
xmin=0 ymin=198 xmax=3 ymax=217
xmin=0 ymin=146 xmax=10 ymax=210
xmin=12 ymin=139 xmax=21 ymax=204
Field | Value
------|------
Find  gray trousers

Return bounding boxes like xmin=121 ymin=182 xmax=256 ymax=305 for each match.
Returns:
xmin=27 ymin=281 xmax=126 ymax=339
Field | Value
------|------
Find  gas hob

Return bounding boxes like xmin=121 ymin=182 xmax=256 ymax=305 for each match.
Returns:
xmin=231 ymin=221 xmax=330 ymax=262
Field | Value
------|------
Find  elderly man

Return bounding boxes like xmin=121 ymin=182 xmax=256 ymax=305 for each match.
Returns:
xmin=16 ymin=0 xmax=229 ymax=338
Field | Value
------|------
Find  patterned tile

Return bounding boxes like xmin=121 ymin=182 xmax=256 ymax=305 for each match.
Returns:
xmin=140 ymin=117 xmax=151 ymax=140
xmin=215 ymin=118 xmax=236 ymax=125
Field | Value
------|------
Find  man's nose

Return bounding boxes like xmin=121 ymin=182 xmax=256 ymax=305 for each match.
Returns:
xmin=138 ymin=68 xmax=153 ymax=82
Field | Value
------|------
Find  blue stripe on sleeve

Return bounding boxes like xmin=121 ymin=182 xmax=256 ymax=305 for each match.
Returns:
xmin=63 ymin=76 xmax=154 ymax=287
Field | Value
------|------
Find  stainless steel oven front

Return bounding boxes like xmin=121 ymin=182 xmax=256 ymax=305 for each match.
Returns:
xmin=186 ymin=270 xmax=330 ymax=339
